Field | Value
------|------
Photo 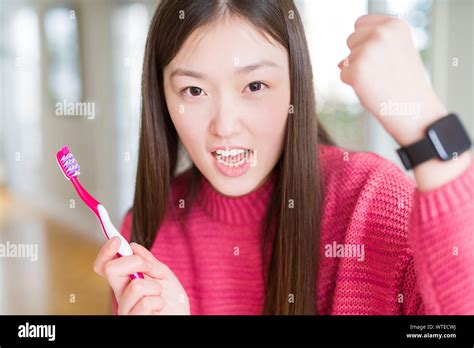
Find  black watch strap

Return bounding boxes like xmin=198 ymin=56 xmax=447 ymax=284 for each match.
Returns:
xmin=396 ymin=113 xmax=472 ymax=170
xmin=397 ymin=137 xmax=438 ymax=170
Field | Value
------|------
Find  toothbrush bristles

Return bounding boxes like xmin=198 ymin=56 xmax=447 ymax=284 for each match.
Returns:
xmin=60 ymin=152 xmax=80 ymax=177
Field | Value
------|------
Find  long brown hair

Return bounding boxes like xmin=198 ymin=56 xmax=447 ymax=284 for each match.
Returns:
xmin=132 ymin=0 xmax=334 ymax=315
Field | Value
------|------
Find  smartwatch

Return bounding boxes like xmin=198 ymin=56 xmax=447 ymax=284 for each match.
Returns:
xmin=396 ymin=113 xmax=472 ymax=170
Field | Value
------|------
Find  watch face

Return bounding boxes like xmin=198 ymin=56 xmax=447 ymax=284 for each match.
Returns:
xmin=427 ymin=114 xmax=472 ymax=161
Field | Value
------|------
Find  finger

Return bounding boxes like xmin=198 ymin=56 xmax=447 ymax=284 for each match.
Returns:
xmin=346 ymin=27 xmax=372 ymax=49
xmin=354 ymin=14 xmax=392 ymax=29
xmin=104 ymin=251 xmax=169 ymax=295
xmin=128 ymin=295 xmax=165 ymax=315
xmin=338 ymin=43 xmax=366 ymax=70
xmin=339 ymin=57 xmax=353 ymax=85
xmin=93 ymin=237 xmax=121 ymax=276
xmin=118 ymin=279 xmax=163 ymax=315
xmin=131 ymin=243 xmax=169 ymax=279
xmin=103 ymin=254 xmax=155 ymax=299
xmin=339 ymin=46 xmax=364 ymax=85
xmin=338 ymin=57 xmax=349 ymax=70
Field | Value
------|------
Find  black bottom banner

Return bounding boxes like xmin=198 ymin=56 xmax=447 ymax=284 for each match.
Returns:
xmin=0 ymin=315 xmax=473 ymax=346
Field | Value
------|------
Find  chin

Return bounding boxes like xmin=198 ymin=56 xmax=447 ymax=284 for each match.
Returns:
xmin=206 ymin=170 xmax=264 ymax=197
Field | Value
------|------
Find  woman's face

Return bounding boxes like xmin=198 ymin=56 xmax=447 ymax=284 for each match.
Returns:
xmin=164 ymin=16 xmax=290 ymax=197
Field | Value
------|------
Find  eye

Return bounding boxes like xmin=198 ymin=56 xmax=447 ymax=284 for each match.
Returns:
xmin=243 ymin=81 xmax=268 ymax=93
xmin=181 ymin=86 xmax=206 ymax=97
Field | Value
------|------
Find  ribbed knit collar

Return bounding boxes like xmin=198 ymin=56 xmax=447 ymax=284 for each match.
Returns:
xmin=195 ymin=170 xmax=277 ymax=226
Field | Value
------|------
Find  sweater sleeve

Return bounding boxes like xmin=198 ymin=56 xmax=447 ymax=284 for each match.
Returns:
xmin=403 ymin=159 xmax=474 ymax=314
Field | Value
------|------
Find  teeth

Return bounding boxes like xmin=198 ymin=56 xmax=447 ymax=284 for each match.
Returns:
xmin=215 ymin=149 xmax=247 ymax=157
xmin=213 ymin=149 xmax=252 ymax=167
xmin=217 ymin=156 xmax=246 ymax=167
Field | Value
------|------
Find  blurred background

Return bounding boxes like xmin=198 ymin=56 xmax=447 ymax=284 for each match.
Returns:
xmin=0 ymin=0 xmax=472 ymax=314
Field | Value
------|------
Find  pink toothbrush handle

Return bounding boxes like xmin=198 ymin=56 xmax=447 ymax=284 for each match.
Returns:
xmin=58 ymin=151 xmax=145 ymax=282
xmin=71 ymin=178 xmax=145 ymax=281
xmin=129 ymin=272 xmax=144 ymax=280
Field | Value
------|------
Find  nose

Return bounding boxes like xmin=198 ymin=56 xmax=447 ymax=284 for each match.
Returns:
xmin=209 ymin=95 xmax=243 ymax=138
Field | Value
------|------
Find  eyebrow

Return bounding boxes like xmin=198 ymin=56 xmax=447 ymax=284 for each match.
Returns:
xmin=169 ymin=60 xmax=280 ymax=80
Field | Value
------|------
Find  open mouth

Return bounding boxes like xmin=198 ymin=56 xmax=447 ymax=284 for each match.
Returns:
xmin=211 ymin=148 xmax=253 ymax=168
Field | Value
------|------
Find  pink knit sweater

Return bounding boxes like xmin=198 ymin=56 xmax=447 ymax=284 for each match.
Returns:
xmin=118 ymin=145 xmax=474 ymax=315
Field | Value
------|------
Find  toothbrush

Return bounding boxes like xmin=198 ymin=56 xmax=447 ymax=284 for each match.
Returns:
xmin=56 ymin=145 xmax=144 ymax=280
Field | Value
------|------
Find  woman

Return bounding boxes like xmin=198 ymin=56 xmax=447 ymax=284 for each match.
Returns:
xmin=93 ymin=0 xmax=473 ymax=315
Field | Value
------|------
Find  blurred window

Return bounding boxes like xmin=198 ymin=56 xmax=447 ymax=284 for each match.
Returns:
xmin=2 ymin=7 xmax=42 ymax=188
xmin=112 ymin=3 xmax=150 ymax=218
xmin=44 ymin=7 xmax=82 ymax=102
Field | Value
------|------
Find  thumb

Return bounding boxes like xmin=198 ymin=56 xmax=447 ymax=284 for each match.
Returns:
xmin=130 ymin=242 xmax=169 ymax=279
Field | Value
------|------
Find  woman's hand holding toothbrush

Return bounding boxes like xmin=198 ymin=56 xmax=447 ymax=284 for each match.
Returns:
xmin=93 ymin=237 xmax=190 ymax=315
